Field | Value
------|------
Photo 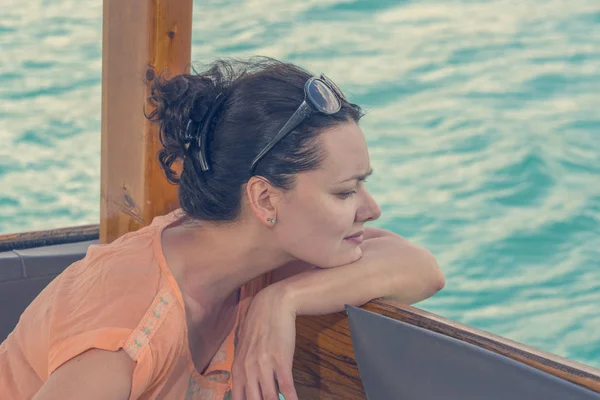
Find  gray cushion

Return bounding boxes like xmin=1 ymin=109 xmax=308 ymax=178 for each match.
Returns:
xmin=346 ymin=305 xmax=600 ymax=400
xmin=0 ymin=241 xmax=95 ymax=343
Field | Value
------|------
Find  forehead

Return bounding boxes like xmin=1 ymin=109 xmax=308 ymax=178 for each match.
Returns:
xmin=316 ymin=122 xmax=370 ymax=181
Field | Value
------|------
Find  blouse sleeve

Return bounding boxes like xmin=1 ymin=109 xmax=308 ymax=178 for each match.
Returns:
xmin=47 ymin=289 xmax=179 ymax=399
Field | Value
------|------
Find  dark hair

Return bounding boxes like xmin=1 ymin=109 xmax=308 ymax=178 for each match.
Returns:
xmin=146 ymin=57 xmax=363 ymax=222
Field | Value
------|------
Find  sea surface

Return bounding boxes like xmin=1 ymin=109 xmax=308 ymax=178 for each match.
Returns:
xmin=1 ymin=0 xmax=599 ymax=368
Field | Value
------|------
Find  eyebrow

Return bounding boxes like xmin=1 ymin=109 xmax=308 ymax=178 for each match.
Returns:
xmin=339 ymin=168 xmax=374 ymax=183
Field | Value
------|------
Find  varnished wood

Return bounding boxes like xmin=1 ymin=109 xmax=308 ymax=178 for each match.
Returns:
xmin=294 ymin=312 xmax=365 ymax=399
xmin=0 ymin=225 xmax=99 ymax=252
xmin=100 ymin=0 xmax=192 ymax=243
xmin=292 ymin=299 xmax=600 ymax=398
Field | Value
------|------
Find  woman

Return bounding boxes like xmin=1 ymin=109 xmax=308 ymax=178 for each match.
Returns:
xmin=0 ymin=57 xmax=444 ymax=400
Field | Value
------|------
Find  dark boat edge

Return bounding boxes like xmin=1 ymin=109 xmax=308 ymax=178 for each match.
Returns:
xmin=0 ymin=225 xmax=100 ymax=252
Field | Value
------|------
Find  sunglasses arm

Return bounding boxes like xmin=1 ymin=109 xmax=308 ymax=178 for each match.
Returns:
xmin=250 ymin=101 xmax=312 ymax=172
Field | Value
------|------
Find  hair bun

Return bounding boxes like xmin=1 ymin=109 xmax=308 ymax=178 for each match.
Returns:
xmin=146 ymin=71 xmax=223 ymax=183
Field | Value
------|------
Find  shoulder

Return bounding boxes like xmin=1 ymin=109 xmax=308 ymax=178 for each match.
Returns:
xmin=45 ymin=287 xmax=186 ymax=398
xmin=43 ymin=222 xmax=187 ymax=373
xmin=47 ymin=286 xmax=186 ymax=365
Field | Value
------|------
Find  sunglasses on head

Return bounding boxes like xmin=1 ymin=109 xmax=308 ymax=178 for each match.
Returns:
xmin=249 ymin=73 xmax=346 ymax=175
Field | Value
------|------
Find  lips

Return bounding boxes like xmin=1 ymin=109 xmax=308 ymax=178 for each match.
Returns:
xmin=344 ymin=231 xmax=364 ymax=240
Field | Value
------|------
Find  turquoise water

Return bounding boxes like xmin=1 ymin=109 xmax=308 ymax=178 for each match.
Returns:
xmin=1 ymin=0 xmax=599 ymax=368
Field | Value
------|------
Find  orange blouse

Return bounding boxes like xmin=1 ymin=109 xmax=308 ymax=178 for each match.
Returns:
xmin=0 ymin=210 xmax=266 ymax=399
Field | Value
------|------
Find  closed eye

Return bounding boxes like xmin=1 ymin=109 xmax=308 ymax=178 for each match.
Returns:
xmin=337 ymin=180 xmax=367 ymax=199
xmin=338 ymin=190 xmax=357 ymax=199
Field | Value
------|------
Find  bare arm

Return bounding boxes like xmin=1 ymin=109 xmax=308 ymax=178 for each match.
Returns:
xmin=32 ymin=349 xmax=135 ymax=400
xmin=230 ymin=228 xmax=444 ymax=400
xmin=270 ymin=227 xmax=398 ymax=282
xmin=270 ymin=227 xmax=445 ymax=316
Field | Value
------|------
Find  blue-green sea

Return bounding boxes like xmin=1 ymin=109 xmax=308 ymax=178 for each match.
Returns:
xmin=1 ymin=0 xmax=599 ymax=368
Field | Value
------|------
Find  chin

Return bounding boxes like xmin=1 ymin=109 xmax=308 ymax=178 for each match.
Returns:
xmin=318 ymin=247 xmax=363 ymax=268
xmin=349 ymin=245 xmax=363 ymax=262
xmin=290 ymin=239 xmax=363 ymax=268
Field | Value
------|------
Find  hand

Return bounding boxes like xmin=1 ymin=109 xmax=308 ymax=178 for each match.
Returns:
xmin=231 ymin=284 xmax=299 ymax=400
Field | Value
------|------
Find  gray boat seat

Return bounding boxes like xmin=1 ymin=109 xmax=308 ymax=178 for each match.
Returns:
xmin=0 ymin=240 xmax=96 ymax=343
xmin=346 ymin=305 xmax=600 ymax=400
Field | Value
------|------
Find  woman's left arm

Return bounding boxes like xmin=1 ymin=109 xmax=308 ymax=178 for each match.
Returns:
xmin=231 ymin=228 xmax=445 ymax=400
xmin=271 ymin=227 xmax=445 ymax=316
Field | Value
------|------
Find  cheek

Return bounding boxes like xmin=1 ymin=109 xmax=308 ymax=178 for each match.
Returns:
xmin=289 ymin=195 xmax=351 ymax=236
xmin=320 ymin=199 xmax=356 ymax=235
xmin=279 ymin=195 xmax=360 ymax=266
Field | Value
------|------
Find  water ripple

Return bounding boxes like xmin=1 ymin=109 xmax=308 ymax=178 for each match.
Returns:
xmin=1 ymin=0 xmax=599 ymax=368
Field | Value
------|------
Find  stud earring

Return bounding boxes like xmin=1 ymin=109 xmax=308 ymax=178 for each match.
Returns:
xmin=267 ymin=217 xmax=276 ymax=224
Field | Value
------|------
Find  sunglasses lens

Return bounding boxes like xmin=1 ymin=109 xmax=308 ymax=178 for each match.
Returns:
xmin=306 ymin=78 xmax=341 ymax=114
xmin=320 ymin=74 xmax=346 ymax=101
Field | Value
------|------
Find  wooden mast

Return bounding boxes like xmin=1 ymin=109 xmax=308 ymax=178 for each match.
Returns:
xmin=100 ymin=0 xmax=192 ymax=243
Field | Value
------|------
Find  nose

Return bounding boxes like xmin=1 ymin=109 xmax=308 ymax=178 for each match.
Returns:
xmin=356 ymin=189 xmax=381 ymax=223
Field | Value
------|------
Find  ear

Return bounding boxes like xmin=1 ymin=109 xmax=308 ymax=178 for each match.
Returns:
xmin=245 ymin=176 xmax=281 ymax=227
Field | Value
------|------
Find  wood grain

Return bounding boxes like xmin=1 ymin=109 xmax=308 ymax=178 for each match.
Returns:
xmin=294 ymin=312 xmax=365 ymax=399
xmin=100 ymin=0 xmax=192 ymax=243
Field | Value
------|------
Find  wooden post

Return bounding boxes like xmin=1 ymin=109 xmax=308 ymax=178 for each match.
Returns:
xmin=100 ymin=0 xmax=192 ymax=243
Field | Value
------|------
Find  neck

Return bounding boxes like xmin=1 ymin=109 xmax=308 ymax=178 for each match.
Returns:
xmin=162 ymin=215 xmax=292 ymax=311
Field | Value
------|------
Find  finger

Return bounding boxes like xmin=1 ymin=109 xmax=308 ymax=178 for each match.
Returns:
xmin=275 ymin=368 xmax=298 ymax=400
xmin=231 ymin=366 xmax=245 ymax=400
xmin=231 ymin=382 xmax=245 ymax=400
xmin=258 ymin=366 xmax=279 ymax=400
xmin=245 ymin=376 xmax=262 ymax=400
